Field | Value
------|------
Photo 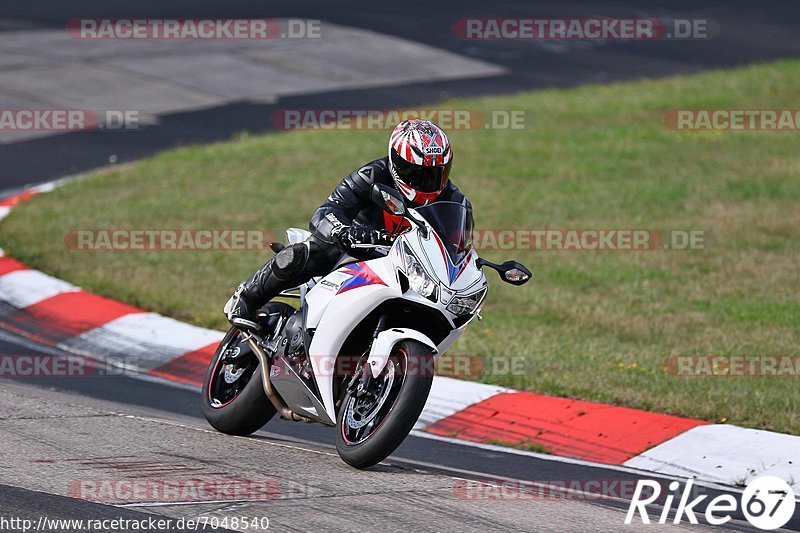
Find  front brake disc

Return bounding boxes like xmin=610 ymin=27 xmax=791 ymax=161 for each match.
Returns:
xmin=344 ymin=361 xmax=396 ymax=429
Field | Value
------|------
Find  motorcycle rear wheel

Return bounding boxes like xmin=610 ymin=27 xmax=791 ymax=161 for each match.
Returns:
xmin=201 ymin=302 xmax=293 ymax=435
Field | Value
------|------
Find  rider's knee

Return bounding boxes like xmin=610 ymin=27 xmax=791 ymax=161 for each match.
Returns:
xmin=272 ymin=243 xmax=309 ymax=280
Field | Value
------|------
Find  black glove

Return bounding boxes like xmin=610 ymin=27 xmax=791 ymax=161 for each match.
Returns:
xmin=335 ymin=225 xmax=392 ymax=251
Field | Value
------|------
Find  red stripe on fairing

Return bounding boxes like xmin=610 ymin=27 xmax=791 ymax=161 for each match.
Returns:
xmin=425 ymin=392 xmax=708 ymax=464
xmin=431 ymin=230 xmax=448 ymax=265
xmin=337 ymin=262 xmax=387 ymax=294
xmin=453 ymin=253 xmax=471 ymax=283
xmin=22 ymin=291 xmax=144 ymax=336
xmin=430 ymin=230 xmax=460 ymax=283
xmin=148 ymin=342 xmax=218 ymax=387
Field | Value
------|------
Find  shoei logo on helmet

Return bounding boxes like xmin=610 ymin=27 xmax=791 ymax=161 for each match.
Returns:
xmin=424 ymin=146 xmax=443 ymax=155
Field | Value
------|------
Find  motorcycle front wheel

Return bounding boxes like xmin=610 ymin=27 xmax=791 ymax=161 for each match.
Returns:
xmin=335 ymin=340 xmax=434 ymax=468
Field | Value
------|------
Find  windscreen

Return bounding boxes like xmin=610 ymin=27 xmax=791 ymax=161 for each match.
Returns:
xmin=415 ymin=201 xmax=474 ymax=265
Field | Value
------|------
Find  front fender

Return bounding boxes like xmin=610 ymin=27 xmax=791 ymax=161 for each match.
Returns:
xmin=367 ymin=328 xmax=438 ymax=378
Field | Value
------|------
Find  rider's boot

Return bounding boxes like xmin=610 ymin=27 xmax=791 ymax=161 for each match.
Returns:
xmin=224 ymin=244 xmax=309 ymax=333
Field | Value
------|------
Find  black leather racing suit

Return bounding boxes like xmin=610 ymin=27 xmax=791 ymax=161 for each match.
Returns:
xmin=310 ymin=156 xmax=471 ymax=257
xmin=233 ymin=157 xmax=472 ymax=315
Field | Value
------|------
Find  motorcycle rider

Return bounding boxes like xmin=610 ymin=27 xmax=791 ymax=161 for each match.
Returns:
xmin=225 ymin=119 xmax=472 ymax=332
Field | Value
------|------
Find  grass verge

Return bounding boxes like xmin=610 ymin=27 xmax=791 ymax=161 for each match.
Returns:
xmin=2 ymin=60 xmax=799 ymax=433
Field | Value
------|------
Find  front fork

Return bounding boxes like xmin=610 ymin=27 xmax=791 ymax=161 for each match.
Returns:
xmin=346 ymin=314 xmax=388 ymax=397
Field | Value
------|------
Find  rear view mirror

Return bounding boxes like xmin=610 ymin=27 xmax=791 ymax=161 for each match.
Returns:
xmin=371 ymin=183 xmax=406 ymax=216
xmin=476 ymin=258 xmax=532 ymax=285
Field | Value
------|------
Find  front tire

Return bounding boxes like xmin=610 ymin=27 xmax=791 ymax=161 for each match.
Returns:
xmin=335 ymin=340 xmax=433 ymax=468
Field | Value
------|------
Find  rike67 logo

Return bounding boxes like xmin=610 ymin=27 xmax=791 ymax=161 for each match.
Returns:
xmin=625 ymin=476 xmax=796 ymax=530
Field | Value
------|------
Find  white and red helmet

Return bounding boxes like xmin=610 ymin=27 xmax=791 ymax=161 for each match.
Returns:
xmin=388 ymin=119 xmax=453 ymax=205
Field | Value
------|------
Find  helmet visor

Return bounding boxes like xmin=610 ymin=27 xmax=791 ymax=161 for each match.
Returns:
xmin=391 ymin=150 xmax=451 ymax=193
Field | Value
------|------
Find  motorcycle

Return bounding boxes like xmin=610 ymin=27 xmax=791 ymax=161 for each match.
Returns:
xmin=202 ymin=183 xmax=531 ymax=468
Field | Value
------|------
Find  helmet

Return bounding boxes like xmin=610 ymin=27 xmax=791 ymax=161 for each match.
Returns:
xmin=388 ymin=119 xmax=453 ymax=205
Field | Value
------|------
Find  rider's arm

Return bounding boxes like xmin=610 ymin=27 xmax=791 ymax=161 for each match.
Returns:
xmin=309 ymin=163 xmax=376 ymax=245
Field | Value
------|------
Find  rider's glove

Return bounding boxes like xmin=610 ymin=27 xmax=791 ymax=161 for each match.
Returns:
xmin=335 ymin=224 xmax=392 ymax=251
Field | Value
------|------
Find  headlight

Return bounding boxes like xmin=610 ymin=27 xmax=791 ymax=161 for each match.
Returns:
xmin=446 ymin=289 xmax=486 ymax=316
xmin=403 ymin=248 xmax=438 ymax=300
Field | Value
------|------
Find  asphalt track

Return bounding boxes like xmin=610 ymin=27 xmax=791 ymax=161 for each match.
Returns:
xmin=1 ymin=1 xmax=800 ymax=189
xmin=0 ymin=329 xmax=795 ymax=532
xmin=0 ymin=485 xmax=234 ymax=533
xmin=1 ymin=2 xmax=800 ymax=530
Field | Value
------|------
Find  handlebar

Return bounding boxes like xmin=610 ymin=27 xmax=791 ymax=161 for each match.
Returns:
xmin=347 ymin=243 xmax=392 ymax=250
xmin=350 ymin=229 xmax=398 ymax=248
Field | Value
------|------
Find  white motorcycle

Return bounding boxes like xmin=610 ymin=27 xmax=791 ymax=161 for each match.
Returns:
xmin=202 ymin=183 xmax=531 ymax=468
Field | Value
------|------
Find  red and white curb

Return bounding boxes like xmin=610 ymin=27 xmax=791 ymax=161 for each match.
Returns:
xmin=1 ymin=186 xmax=798 ymax=490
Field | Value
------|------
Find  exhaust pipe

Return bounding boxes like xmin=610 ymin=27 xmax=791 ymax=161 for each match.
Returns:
xmin=245 ymin=337 xmax=316 ymax=423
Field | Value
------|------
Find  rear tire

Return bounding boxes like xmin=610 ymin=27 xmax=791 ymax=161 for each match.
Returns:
xmin=201 ymin=302 xmax=293 ymax=435
xmin=201 ymin=328 xmax=276 ymax=435
xmin=335 ymin=340 xmax=433 ymax=468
